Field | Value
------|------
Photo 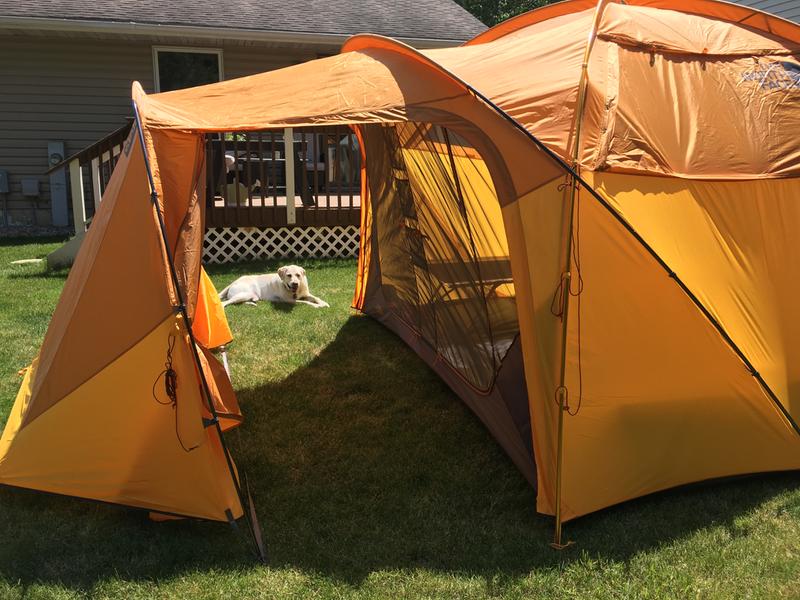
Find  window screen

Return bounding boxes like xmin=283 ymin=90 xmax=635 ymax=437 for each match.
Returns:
xmin=365 ymin=122 xmax=518 ymax=391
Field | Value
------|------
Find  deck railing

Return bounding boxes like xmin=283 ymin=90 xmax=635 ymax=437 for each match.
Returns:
xmin=205 ymin=126 xmax=361 ymax=228
xmin=48 ymin=120 xmax=133 ymax=234
xmin=53 ymin=123 xmax=362 ymax=234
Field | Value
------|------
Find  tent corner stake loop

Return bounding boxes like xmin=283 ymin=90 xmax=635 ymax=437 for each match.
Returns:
xmin=555 ymin=385 xmax=569 ymax=412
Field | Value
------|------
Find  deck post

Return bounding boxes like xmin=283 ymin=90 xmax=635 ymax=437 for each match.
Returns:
xmin=69 ymin=158 xmax=87 ymax=234
xmin=283 ymin=128 xmax=296 ymax=225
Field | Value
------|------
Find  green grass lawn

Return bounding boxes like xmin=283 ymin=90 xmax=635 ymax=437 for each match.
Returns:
xmin=0 ymin=238 xmax=798 ymax=599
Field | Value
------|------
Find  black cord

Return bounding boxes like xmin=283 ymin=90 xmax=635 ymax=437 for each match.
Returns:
xmin=550 ymin=176 xmax=583 ymax=417
xmin=568 ymin=184 xmax=583 ymax=417
xmin=152 ymin=333 xmax=199 ymax=452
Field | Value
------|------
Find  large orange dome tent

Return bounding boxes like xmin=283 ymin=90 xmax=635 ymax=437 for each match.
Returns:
xmin=1 ymin=0 xmax=799 ymax=550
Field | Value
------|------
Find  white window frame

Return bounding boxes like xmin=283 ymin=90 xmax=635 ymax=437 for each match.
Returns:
xmin=152 ymin=46 xmax=224 ymax=93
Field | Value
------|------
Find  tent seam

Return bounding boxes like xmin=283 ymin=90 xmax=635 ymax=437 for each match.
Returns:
xmin=22 ymin=311 xmax=176 ymax=429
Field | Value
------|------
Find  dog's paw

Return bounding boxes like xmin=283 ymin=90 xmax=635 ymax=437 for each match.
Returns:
xmin=318 ymin=301 xmax=330 ymax=308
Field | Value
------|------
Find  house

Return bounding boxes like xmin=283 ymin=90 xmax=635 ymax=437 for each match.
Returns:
xmin=0 ymin=0 xmax=486 ymax=232
xmin=731 ymin=0 xmax=800 ymax=22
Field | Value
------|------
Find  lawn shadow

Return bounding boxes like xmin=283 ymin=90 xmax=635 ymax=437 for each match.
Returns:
xmin=0 ymin=485 xmax=252 ymax=592
xmin=229 ymin=314 xmax=800 ymax=584
xmin=0 ymin=236 xmax=69 ymax=248
xmin=0 ymin=313 xmax=796 ymax=592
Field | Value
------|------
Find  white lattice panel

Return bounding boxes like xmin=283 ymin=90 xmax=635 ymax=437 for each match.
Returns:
xmin=203 ymin=226 xmax=360 ymax=264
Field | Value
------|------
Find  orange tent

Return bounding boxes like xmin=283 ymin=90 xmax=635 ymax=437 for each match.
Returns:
xmin=2 ymin=0 xmax=799 ymax=547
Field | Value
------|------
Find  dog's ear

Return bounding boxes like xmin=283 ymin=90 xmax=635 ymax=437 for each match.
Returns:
xmin=299 ymin=267 xmax=306 ymax=277
xmin=277 ymin=266 xmax=288 ymax=279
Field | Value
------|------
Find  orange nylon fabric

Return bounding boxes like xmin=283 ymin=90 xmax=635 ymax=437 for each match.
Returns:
xmin=423 ymin=0 xmax=800 ymax=178
xmin=196 ymin=345 xmax=242 ymax=432
xmin=352 ymin=127 xmax=371 ymax=311
xmin=135 ymin=37 xmax=568 ymax=199
xmin=193 ymin=267 xmax=234 ymax=349
xmin=502 ymin=177 xmax=566 ymax=515
xmin=22 ymin=132 xmax=174 ymax=428
xmin=555 ymin=188 xmax=800 ymax=519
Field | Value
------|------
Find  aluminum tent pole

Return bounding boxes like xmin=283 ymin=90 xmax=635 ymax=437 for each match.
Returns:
xmin=551 ymin=0 xmax=610 ymax=550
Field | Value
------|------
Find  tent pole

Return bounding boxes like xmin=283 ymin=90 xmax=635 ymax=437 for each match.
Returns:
xmin=132 ymin=103 xmax=267 ymax=564
xmin=551 ymin=0 xmax=609 ymax=550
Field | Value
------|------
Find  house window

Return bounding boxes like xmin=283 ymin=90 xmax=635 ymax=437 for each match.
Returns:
xmin=153 ymin=47 xmax=224 ymax=93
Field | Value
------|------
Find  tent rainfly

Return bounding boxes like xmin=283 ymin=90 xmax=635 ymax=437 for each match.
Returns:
xmin=1 ymin=0 xmax=800 ymax=548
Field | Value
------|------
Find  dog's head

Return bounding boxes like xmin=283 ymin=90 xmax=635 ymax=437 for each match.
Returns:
xmin=277 ymin=265 xmax=306 ymax=294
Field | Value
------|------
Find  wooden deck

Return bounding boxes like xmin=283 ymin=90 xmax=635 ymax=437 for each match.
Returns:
xmin=52 ymin=124 xmax=363 ymax=233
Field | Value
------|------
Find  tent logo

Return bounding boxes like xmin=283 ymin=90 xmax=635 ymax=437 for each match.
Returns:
xmin=741 ymin=61 xmax=800 ymax=90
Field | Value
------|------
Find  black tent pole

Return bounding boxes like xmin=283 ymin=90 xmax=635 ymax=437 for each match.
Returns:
xmin=132 ymin=102 xmax=267 ymax=564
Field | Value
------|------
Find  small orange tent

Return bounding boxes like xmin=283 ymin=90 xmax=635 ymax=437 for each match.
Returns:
xmin=2 ymin=0 xmax=799 ymax=548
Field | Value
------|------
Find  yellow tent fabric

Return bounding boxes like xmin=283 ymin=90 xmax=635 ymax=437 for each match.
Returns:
xmin=1 ymin=315 xmax=240 ymax=519
xmin=3 ymin=0 xmax=799 ymax=539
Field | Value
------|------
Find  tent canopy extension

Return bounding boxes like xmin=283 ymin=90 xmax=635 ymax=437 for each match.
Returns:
xmin=1 ymin=0 xmax=799 ymax=544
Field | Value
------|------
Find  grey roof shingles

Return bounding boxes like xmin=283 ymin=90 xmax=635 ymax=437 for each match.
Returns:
xmin=0 ymin=0 xmax=488 ymax=41
xmin=731 ymin=0 xmax=800 ymax=23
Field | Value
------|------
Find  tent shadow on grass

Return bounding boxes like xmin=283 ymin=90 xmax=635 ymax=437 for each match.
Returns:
xmin=0 ymin=236 xmax=69 ymax=248
xmin=0 ymin=315 xmax=797 ymax=591
xmin=231 ymin=315 xmax=800 ymax=582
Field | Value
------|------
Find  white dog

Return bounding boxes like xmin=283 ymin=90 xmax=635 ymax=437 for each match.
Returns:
xmin=218 ymin=265 xmax=329 ymax=308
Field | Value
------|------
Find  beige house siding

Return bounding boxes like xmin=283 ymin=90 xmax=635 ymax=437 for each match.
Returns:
xmin=0 ymin=34 xmax=318 ymax=228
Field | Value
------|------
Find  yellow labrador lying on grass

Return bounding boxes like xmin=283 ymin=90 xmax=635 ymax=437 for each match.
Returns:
xmin=219 ymin=265 xmax=329 ymax=308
